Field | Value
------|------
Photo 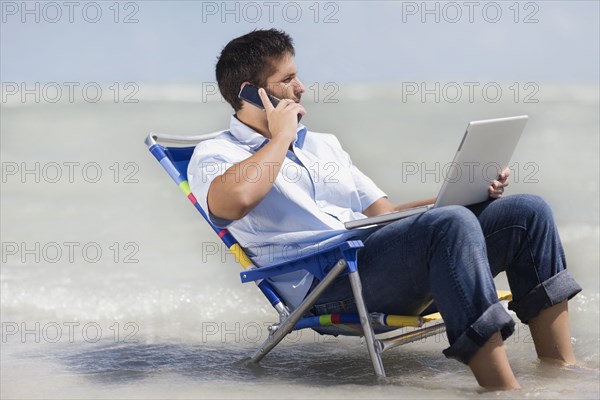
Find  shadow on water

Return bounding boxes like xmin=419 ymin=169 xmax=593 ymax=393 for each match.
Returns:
xmin=13 ymin=338 xmax=599 ymax=398
xmin=19 ymin=339 xmax=449 ymax=388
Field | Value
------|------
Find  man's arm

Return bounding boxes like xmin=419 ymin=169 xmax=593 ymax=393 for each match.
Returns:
xmin=362 ymin=197 xmax=436 ymax=217
xmin=362 ymin=167 xmax=511 ymax=217
xmin=208 ymin=89 xmax=306 ymax=221
xmin=208 ymin=137 xmax=290 ymax=221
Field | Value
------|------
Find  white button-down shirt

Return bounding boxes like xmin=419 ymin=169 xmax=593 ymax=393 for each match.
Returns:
xmin=188 ymin=116 xmax=386 ymax=307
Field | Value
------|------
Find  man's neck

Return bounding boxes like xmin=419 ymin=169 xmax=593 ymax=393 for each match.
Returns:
xmin=235 ymin=111 xmax=271 ymax=138
xmin=235 ymin=111 xmax=296 ymax=152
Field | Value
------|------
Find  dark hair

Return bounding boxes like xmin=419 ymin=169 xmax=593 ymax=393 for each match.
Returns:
xmin=216 ymin=29 xmax=295 ymax=111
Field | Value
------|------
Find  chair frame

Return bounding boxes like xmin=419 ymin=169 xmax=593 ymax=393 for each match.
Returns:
xmin=145 ymin=132 xmax=512 ymax=378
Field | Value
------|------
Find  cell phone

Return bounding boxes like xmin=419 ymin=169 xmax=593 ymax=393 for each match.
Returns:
xmin=238 ymin=83 xmax=302 ymax=122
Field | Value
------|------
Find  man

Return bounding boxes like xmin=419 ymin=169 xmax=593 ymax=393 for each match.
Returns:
xmin=188 ymin=29 xmax=582 ymax=390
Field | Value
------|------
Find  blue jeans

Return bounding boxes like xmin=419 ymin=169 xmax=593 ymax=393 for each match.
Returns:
xmin=311 ymin=194 xmax=582 ymax=364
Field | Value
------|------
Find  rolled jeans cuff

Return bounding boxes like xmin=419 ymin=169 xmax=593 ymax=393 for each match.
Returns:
xmin=443 ymin=302 xmax=515 ymax=365
xmin=508 ymin=269 xmax=582 ymax=324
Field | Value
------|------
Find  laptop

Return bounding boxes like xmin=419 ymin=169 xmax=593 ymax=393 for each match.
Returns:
xmin=344 ymin=115 xmax=529 ymax=229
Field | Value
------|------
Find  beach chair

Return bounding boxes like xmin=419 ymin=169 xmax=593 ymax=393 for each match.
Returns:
xmin=145 ymin=132 xmax=512 ymax=378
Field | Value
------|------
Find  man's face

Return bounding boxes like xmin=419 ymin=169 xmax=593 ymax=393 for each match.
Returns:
xmin=264 ymin=53 xmax=305 ymax=103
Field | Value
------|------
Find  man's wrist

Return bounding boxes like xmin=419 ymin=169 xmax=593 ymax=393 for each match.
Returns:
xmin=270 ymin=133 xmax=293 ymax=148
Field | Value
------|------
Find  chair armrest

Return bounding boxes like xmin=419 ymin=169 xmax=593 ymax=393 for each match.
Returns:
xmin=240 ymin=240 xmax=364 ymax=283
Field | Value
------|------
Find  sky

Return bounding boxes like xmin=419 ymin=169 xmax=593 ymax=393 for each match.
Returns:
xmin=1 ymin=0 xmax=599 ymax=85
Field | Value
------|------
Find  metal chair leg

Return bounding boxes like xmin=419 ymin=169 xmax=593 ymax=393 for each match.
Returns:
xmin=348 ymin=271 xmax=386 ymax=378
xmin=250 ymin=258 xmax=348 ymax=363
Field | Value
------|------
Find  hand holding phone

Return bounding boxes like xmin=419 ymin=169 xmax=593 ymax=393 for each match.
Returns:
xmin=238 ymin=83 xmax=303 ymax=122
xmin=256 ymin=87 xmax=305 ymax=145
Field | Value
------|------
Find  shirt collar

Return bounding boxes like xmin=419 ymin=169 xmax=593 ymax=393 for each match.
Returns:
xmin=295 ymin=126 xmax=307 ymax=148
xmin=229 ymin=115 xmax=307 ymax=151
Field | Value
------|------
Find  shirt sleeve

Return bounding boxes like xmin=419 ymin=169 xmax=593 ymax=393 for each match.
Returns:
xmin=326 ymin=134 xmax=388 ymax=211
xmin=349 ymin=163 xmax=388 ymax=211
xmin=187 ymin=142 xmax=237 ymax=228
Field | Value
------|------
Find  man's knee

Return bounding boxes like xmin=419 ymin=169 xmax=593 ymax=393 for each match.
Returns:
xmin=502 ymin=194 xmax=554 ymax=222
xmin=422 ymin=205 xmax=480 ymax=231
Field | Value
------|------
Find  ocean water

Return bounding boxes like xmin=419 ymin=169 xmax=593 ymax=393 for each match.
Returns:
xmin=1 ymin=84 xmax=599 ymax=399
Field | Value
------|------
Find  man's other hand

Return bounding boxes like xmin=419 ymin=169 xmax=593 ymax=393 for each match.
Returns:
xmin=488 ymin=167 xmax=510 ymax=199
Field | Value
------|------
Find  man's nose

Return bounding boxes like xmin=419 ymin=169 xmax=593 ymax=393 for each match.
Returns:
xmin=294 ymin=78 xmax=305 ymax=94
